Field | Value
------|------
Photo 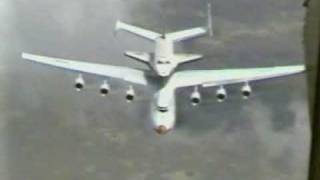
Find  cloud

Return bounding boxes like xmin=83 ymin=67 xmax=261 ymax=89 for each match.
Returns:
xmin=1 ymin=0 xmax=309 ymax=179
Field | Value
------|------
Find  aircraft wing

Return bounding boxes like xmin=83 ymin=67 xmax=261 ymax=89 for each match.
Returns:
xmin=22 ymin=53 xmax=148 ymax=85
xmin=166 ymin=27 xmax=207 ymax=42
xmin=115 ymin=21 xmax=161 ymax=41
xmin=169 ymin=65 xmax=305 ymax=88
xmin=125 ymin=51 xmax=151 ymax=63
xmin=174 ymin=54 xmax=203 ymax=64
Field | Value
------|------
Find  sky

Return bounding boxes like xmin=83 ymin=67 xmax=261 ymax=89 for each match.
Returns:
xmin=0 ymin=0 xmax=310 ymax=180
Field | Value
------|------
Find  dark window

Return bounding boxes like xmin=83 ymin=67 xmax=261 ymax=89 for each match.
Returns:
xmin=158 ymin=106 xmax=168 ymax=112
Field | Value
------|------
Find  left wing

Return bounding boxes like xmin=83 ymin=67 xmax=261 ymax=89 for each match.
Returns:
xmin=169 ymin=65 xmax=305 ymax=88
xmin=22 ymin=53 xmax=148 ymax=85
xmin=166 ymin=27 xmax=207 ymax=42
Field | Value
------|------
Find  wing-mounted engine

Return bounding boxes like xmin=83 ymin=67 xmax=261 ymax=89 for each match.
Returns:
xmin=190 ymin=86 xmax=201 ymax=106
xmin=74 ymin=74 xmax=85 ymax=91
xmin=126 ymin=85 xmax=135 ymax=103
xmin=216 ymin=86 xmax=227 ymax=102
xmin=241 ymin=82 xmax=252 ymax=99
xmin=100 ymin=80 xmax=110 ymax=96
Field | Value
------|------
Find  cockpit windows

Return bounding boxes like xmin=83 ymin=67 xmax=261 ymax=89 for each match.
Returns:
xmin=157 ymin=60 xmax=170 ymax=64
xmin=158 ymin=106 xmax=169 ymax=113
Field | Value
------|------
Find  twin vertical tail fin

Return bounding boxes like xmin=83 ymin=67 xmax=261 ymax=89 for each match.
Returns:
xmin=207 ymin=3 xmax=213 ymax=37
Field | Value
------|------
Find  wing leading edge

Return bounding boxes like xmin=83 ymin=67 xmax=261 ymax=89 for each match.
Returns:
xmin=169 ymin=65 xmax=305 ymax=88
xmin=22 ymin=53 xmax=148 ymax=85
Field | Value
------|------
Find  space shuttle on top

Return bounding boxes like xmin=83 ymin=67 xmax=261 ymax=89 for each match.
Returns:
xmin=114 ymin=3 xmax=214 ymax=77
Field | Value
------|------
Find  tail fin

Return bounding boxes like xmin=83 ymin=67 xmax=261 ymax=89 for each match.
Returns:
xmin=174 ymin=54 xmax=203 ymax=64
xmin=207 ymin=3 xmax=213 ymax=37
xmin=115 ymin=20 xmax=161 ymax=41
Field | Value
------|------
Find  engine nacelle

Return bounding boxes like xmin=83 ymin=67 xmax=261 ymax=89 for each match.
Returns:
xmin=190 ymin=87 xmax=201 ymax=106
xmin=241 ymin=83 xmax=252 ymax=99
xmin=100 ymin=81 xmax=110 ymax=96
xmin=126 ymin=86 xmax=135 ymax=102
xmin=74 ymin=74 xmax=85 ymax=91
xmin=216 ymin=86 xmax=227 ymax=102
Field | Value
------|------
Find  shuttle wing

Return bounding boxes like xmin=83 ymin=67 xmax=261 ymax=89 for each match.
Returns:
xmin=174 ymin=54 xmax=203 ymax=64
xmin=169 ymin=65 xmax=305 ymax=88
xmin=125 ymin=51 xmax=151 ymax=63
xmin=22 ymin=53 xmax=148 ymax=85
xmin=166 ymin=27 xmax=207 ymax=42
xmin=115 ymin=21 xmax=161 ymax=41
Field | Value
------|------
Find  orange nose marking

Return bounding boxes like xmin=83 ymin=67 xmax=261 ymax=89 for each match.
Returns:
xmin=154 ymin=125 xmax=170 ymax=135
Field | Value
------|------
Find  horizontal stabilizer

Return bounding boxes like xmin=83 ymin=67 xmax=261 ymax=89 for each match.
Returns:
xmin=166 ymin=27 xmax=207 ymax=42
xmin=115 ymin=20 xmax=161 ymax=41
xmin=174 ymin=54 xmax=203 ymax=64
xmin=125 ymin=51 xmax=151 ymax=63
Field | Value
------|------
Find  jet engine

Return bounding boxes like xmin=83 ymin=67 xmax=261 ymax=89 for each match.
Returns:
xmin=216 ymin=86 xmax=227 ymax=102
xmin=126 ymin=86 xmax=135 ymax=102
xmin=74 ymin=74 xmax=85 ymax=91
xmin=100 ymin=80 xmax=110 ymax=96
xmin=190 ymin=87 xmax=201 ymax=106
xmin=241 ymin=83 xmax=252 ymax=99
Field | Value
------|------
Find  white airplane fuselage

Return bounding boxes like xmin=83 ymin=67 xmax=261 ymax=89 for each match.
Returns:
xmin=150 ymin=82 xmax=176 ymax=134
xmin=21 ymin=52 xmax=306 ymax=135
xmin=151 ymin=38 xmax=178 ymax=77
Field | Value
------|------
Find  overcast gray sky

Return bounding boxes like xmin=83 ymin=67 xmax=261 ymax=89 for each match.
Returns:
xmin=0 ymin=0 xmax=310 ymax=180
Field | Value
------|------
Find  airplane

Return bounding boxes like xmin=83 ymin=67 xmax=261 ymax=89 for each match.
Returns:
xmin=22 ymin=52 xmax=305 ymax=135
xmin=114 ymin=3 xmax=214 ymax=77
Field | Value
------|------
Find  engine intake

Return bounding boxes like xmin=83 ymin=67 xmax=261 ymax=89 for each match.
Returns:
xmin=100 ymin=80 xmax=110 ymax=96
xmin=216 ymin=86 xmax=227 ymax=102
xmin=190 ymin=87 xmax=201 ymax=106
xmin=74 ymin=74 xmax=85 ymax=91
xmin=126 ymin=86 xmax=135 ymax=102
xmin=241 ymin=83 xmax=252 ymax=99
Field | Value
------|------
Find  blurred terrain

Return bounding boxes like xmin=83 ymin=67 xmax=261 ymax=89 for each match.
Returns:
xmin=0 ymin=0 xmax=311 ymax=180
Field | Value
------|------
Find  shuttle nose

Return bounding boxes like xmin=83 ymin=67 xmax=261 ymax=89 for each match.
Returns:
xmin=154 ymin=125 xmax=170 ymax=135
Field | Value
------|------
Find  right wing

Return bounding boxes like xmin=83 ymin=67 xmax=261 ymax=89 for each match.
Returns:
xmin=115 ymin=20 xmax=162 ymax=41
xmin=22 ymin=53 xmax=148 ymax=85
xmin=169 ymin=65 xmax=305 ymax=89
xmin=166 ymin=27 xmax=207 ymax=42
xmin=174 ymin=54 xmax=203 ymax=64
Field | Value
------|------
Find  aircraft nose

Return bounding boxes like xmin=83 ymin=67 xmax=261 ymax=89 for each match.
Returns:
xmin=154 ymin=125 xmax=170 ymax=135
